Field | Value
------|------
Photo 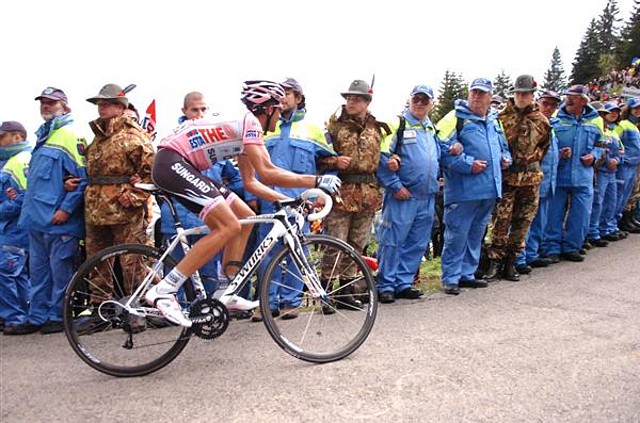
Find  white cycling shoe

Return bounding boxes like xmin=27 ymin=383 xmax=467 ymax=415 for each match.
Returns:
xmin=222 ymin=294 xmax=259 ymax=311
xmin=145 ymin=285 xmax=192 ymax=328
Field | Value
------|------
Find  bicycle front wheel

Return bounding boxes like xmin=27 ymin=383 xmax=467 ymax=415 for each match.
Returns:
xmin=260 ymin=234 xmax=377 ymax=363
xmin=63 ymin=243 xmax=194 ymax=377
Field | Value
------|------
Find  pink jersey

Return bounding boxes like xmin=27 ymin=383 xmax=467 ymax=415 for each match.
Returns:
xmin=158 ymin=112 xmax=264 ymax=170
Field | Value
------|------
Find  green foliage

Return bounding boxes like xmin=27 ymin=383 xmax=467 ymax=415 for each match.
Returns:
xmin=617 ymin=0 xmax=640 ymax=68
xmin=570 ymin=19 xmax=602 ymax=83
xmin=493 ymin=70 xmax=513 ymax=100
xmin=542 ymin=47 xmax=568 ymax=92
xmin=432 ymin=70 xmax=468 ymax=124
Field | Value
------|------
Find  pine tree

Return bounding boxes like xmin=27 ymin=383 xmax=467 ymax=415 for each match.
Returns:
xmin=617 ymin=0 xmax=640 ymax=68
xmin=432 ymin=70 xmax=468 ymax=123
xmin=543 ymin=47 xmax=568 ymax=92
xmin=597 ymin=0 xmax=621 ymax=54
xmin=570 ymin=19 xmax=601 ymax=83
xmin=493 ymin=70 xmax=512 ymax=99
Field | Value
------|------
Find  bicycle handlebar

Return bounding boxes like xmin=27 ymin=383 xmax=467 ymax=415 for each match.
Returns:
xmin=301 ymin=188 xmax=333 ymax=221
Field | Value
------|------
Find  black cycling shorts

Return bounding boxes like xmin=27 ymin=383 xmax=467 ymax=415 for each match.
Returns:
xmin=152 ymin=148 xmax=237 ymax=220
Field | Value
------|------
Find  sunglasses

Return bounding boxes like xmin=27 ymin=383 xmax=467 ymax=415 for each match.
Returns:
xmin=411 ymin=95 xmax=431 ymax=105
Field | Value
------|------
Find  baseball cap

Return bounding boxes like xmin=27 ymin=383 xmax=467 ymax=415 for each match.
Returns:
xmin=410 ymin=84 xmax=434 ymax=99
xmin=491 ymin=95 xmax=505 ymax=104
xmin=35 ymin=86 xmax=68 ymax=103
xmin=281 ymin=77 xmax=304 ymax=95
xmin=604 ymin=101 xmax=622 ymax=112
xmin=469 ymin=78 xmax=493 ymax=92
xmin=562 ymin=84 xmax=590 ymax=99
xmin=539 ymin=90 xmax=562 ymax=102
xmin=0 ymin=121 xmax=27 ymax=135
xmin=627 ymin=97 xmax=640 ymax=109
xmin=512 ymin=74 xmax=538 ymax=93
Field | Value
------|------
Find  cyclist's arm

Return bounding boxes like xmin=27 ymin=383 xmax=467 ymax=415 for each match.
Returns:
xmin=239 ymin=144 xmax=317 ymax=202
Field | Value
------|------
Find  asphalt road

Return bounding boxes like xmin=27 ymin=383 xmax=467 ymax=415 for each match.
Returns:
xmin=2 ymin=236 xmax=640 ymax=423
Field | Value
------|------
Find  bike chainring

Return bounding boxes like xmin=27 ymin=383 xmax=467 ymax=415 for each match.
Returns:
xmin=189 ymin=298 xmax=229 ymax=340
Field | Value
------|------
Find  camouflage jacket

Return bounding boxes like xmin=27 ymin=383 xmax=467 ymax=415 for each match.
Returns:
xmin=499 ymin=99 xmax=551 ymax=186
xmin=319 ymin=106 xmax=389 ymax=213
xmin=84 ymin=116 xmax=155 ymax=225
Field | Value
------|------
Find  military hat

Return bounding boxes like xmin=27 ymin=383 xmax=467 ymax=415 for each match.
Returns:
xmin=341 ymin=80 xmax=372 ymax=101
xmin=87 ymin=83 xmax=133 ymax=107
xmin=511 ymin=74 xmax=538 ymax=93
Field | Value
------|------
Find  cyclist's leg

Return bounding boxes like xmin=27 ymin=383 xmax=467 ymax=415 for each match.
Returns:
xmin=146 ymin=148 xmax=243 ymax=326
xmin=220 ymin=198 xmax=255 ymax=279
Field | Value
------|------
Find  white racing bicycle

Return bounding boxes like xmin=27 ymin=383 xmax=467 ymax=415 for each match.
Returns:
xmin=63 ymin=186 xmax=378 ymax=377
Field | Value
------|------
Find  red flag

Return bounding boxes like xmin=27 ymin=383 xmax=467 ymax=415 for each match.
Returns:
xmin=140 ymin=99 xmax=157 ymax=142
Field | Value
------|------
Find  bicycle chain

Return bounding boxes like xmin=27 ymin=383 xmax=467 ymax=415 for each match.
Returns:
xmin=189 ymin=298 xmax=229 ymax=340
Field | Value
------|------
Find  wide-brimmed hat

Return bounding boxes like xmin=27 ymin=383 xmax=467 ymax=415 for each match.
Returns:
xmin=512 ymin=74 xmax=538 ymax=93
xmin=341 ymin=80 xmax=372 ymax=101
xmin=87 ymin=83 xmax=133 ymax=107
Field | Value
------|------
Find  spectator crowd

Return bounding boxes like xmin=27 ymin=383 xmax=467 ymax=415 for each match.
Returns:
xmin=1 ymin=74 xmax=640 ymax=334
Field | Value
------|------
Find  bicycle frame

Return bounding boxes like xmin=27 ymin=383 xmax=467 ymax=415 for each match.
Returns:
xmin=125 ymin=191 xmax=328 ymax=315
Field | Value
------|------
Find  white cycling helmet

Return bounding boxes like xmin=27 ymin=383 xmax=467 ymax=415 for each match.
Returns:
xmin=241 ymin=80 xmax=286 ymax=111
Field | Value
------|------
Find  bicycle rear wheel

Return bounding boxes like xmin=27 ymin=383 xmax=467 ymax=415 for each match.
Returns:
xmin=63 ymin=243 xmax=195 ymax=377
xmin=260 ymin=234 xmax=377 ymax=363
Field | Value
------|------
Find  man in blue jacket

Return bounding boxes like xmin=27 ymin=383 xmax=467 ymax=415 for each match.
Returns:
xmin=253 ymin=78 xmax=336 ymax=320
xmin=543 ymin=85 xmax=604 ymax=263
xmin=437 ymin=78 xmax=512 ymax=295
xmin=0 ymin=121 xmax=31 ymax=335
xmin=376 ymin=85 xmax=441 ymax=303
xmin=12 ymin=87 xmax=88 ymax=335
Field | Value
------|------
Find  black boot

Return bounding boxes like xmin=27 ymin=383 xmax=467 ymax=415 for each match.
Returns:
xmin=502 ymin=258 xmax=520 ymax=282
xmin=620 ymin=211 xmax=640 ymax=233
xmin=336 ymin=277 xmax=363 ymax=310
xmin=483 ymin=259 xmax=502 ymax=281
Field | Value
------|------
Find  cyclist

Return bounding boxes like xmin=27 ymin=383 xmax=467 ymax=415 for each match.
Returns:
xmin=145 ymin=80 xmax=341 ymax=327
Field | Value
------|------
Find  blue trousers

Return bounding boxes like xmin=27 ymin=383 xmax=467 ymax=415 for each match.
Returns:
xmin=441 ymin=199 xmax=496 ymax=286
xmin=27 ymin=231 xmax=78 ymax=325
xmin=376 ymin=194 xmax=435 ymax=294
xmin=588 ymin=172 xmax=616 ymax=240
xmin=0 ymin=246 xmax=30 ymax=325
xmin=516 ymin=195 xmax=550 ymax=265
xmin=257 ymin=223 xmax=308 ymax=311
xmin=544 ymin=185 xmax=593 ymax=255
xmin=615 ymin=164 xmax=638 ymax=220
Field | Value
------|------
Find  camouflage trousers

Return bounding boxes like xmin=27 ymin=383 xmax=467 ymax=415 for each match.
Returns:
xmin=487 ymin=183 xmax=540 ymax=260
xmin=624 ymin=166 xmax=640 ymax=211
xmin=86 ymin=219 xmax=151 ymax=304
xmin=321 ymin=209 xmax=374 ymax=278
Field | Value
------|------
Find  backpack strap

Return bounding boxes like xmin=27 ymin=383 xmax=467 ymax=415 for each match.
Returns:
xmin=393 ymin=115 xmax=406 ymax=156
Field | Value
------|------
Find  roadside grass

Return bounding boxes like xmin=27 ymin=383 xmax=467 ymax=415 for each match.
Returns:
xmin=365 ymin=237 xmax=442 ymax=294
